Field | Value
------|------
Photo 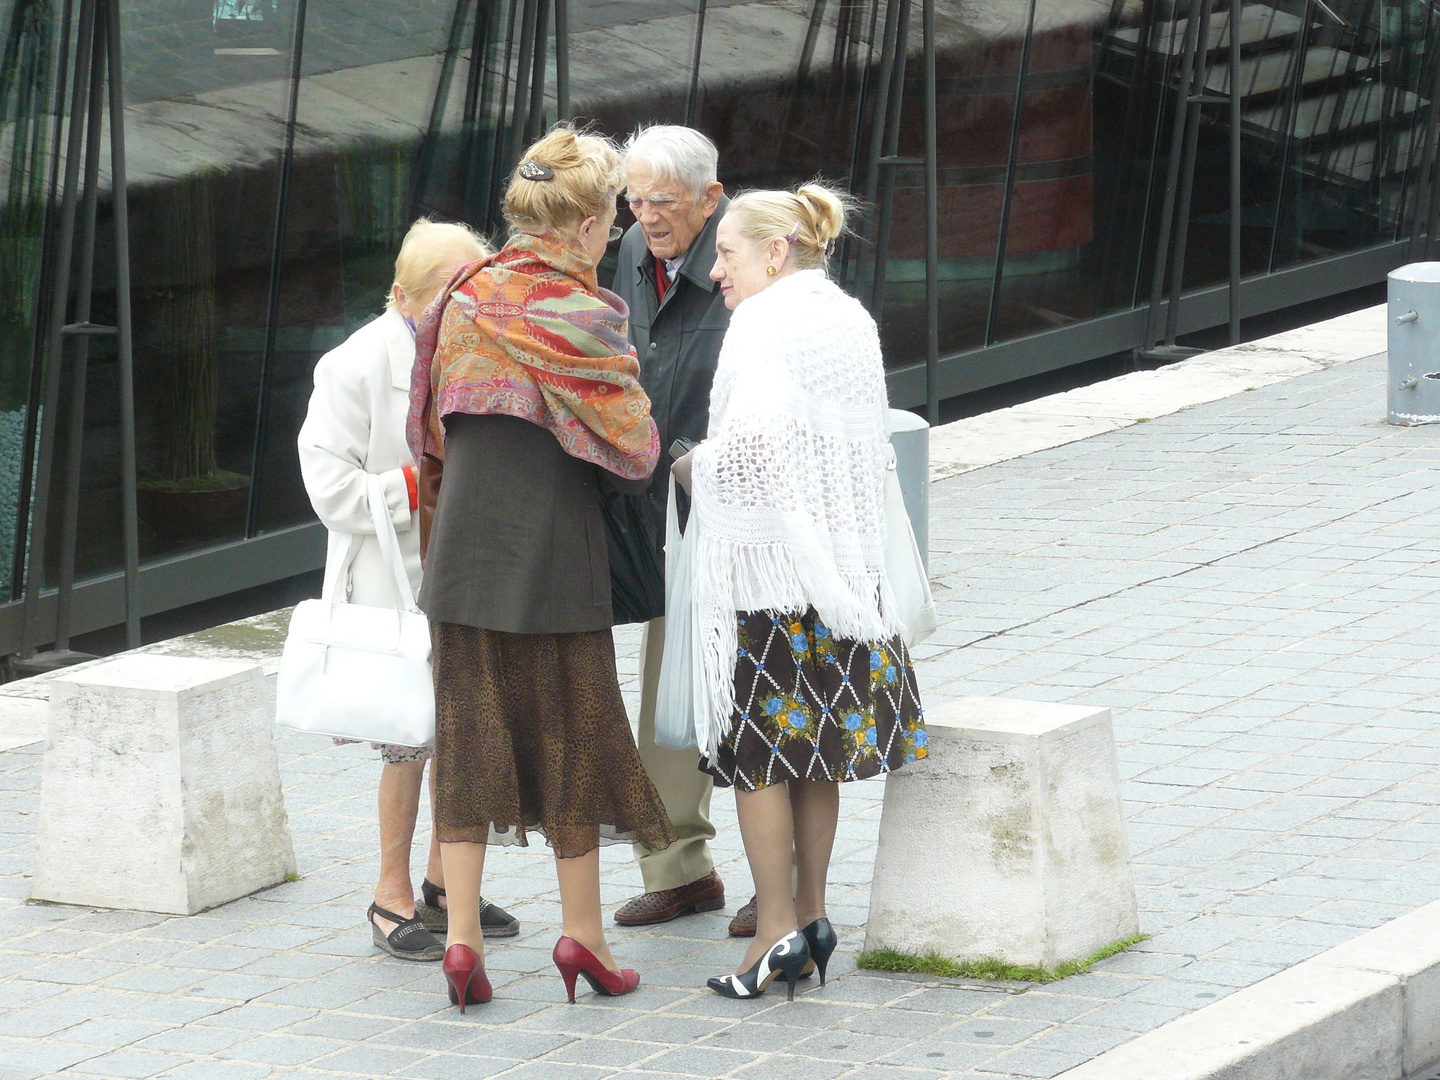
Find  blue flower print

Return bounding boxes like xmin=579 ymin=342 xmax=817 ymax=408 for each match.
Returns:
xmin=814 ymin=623 xmax=830 ymax=639
xmin=907 ymin=751 xmax=917 ymax=762
xmin=764 ymin=698 xmax=783 ymax=716
xmin=913 ymin=728 xmax=928 ymax=748
xmin=791 ymin=633 xmax=809 ymax=653
xmin=870 ymin=650 xmax=882 ymax=671
xmin=788 ymin=709 xmax=808 ymax=731
xmin=885 ymin=665 xmax=897 ymax=684
xmin=737 ymin=647 xmax=747 ymax=658
xmin=865 ymin=728 xmax=878 ymax=746
xmin=844 ymin=712 xmax=863 ymax=731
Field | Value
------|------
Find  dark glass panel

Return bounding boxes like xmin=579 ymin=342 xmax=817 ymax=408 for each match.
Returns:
xmin=0 ymin=0 xmax=60 ymax=597
xmin=990 ymin=10 xmax=1107 ymax=343
xmin=855 ymin=4 xmax=1022 ymax=360
xmin=111 ymin=0 xmax=298 ymax=564
xmin=248 ymin=0 xmax=458 ymax=533
xmin=1266 ymin=0 xmax=1435 ymax=269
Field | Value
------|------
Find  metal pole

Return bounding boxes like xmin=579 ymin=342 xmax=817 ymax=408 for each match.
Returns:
xmin=52 ymin=11 xmax=107 ymax=651
xmin=525 ymin=0 xmax=548 ymax=142
xmin=554 ymin=0 xmax=569 ymax=118
xmin=1139 ymin=0 xmax=1203 ymax=352
xmin=20 ymin=0 xmax=97 ymax=656
xmin=983 ymin=0 xmax=1037 ymax=346
xmin=246 ymin=0 xmax=308 ymax=539
xmin=105 ymin=0 xmax=140 ymax=648
xmin=922 ymin=0 xmax=938 ymax=423
xmin=684 ymin=0 xmax=708 ymax=126
xmin=507 ymin=0 xmax=539 ymax=167
xmin=1228 ymin=0 xmax=1242 ymax=345
xmin=1163 ymin=0 xmax=1213 ymax=346
xmin=869 ymin=0 xmax=910 ymax=316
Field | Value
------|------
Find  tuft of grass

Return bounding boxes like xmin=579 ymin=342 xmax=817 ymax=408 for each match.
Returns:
xmin=283 ymin=870 xmax=301 ymax=883
xmin=1134 ymin=417 xmax=1152 ymax=424
xmin=857 ymin=934 xmax=1150 ymax=985
xmin=1244 ymin=386 xmax=1257 ymax=392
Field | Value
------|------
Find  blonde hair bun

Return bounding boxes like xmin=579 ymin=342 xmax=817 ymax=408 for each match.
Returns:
xmin=794 ymin=183 xmax=848 ymax=248
xmin=505 ymin=123 xmax=623 ymax=236
xmin=727 ymin=181 xmax=855 ymax=272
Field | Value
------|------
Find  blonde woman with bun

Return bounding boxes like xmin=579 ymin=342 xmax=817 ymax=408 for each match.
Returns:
xmin=408 ymin=125 xmax=674 ymax=1011
xmin=673 ymin=183 xmax=927 ymax=1000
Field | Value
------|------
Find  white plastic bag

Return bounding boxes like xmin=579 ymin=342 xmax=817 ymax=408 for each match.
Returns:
xmin=654 ymin=475 xmax=699 ymax=750
xmin=275 ymin=474 xmax=435 ymax=747
xmin=884 ymin=442 xmax=937 ymax=647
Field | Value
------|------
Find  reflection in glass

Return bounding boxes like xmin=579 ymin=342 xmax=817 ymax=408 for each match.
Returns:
xmin=117 ymin=1 xmax=298 ymax=561
xmin=0 ymin=0 xmax=57 ymax=597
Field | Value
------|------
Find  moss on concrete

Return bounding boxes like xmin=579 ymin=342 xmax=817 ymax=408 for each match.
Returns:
xmin=857 ymin=933 xmax=1150 ymax=984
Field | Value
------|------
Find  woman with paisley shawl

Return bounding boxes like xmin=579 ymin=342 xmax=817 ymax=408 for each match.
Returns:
xmin=409 ymin=126 xmax=673 ymax=1009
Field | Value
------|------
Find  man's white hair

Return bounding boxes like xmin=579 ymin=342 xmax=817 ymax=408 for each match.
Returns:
xmin=621 ymin=125 xmax=719 ymax=195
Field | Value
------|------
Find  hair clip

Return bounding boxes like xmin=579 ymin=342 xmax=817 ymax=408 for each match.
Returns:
xmin=785 ymin=222 xmax=802 ymax=244
xmin=517 ymin=161 xmax=555 ymax=181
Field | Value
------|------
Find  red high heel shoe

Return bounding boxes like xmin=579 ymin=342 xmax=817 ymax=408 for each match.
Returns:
xmin=552 ymin=936 xmax=639 ymax=1003
xmin=442 ymin=944 xmax=493 ymax=1012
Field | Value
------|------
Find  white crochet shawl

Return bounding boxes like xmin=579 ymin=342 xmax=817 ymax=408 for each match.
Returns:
xmin=689 ymin=269 xmax=901 ymax=759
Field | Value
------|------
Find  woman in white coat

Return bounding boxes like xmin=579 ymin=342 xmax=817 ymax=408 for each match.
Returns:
xmin=297 ymin=218 xmax=519 ymax=960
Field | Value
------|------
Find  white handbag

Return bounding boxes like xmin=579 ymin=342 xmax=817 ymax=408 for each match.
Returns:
xmin=884 ymin=441 xmax=937 ymax=647
xmin=275 ymin=474 xmax=435 ymax=747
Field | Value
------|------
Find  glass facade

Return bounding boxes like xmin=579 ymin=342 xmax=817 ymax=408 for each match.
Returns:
xmin=1 ymin=0 xmax=1436 ymax=650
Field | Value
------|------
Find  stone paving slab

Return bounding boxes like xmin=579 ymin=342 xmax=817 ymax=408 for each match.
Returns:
xmin=4 ymin=349 xmax=1440 ymax=1078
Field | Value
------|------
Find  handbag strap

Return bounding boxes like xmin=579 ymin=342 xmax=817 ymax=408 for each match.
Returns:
xmin=366 ymin=473 xmax=419 ymax=612
xmin=321 ymin=533 xmax=364 ymax=602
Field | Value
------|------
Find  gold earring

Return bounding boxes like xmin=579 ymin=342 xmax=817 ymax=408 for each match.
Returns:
xmin=765 ymin=265 xmax=777 ymax=276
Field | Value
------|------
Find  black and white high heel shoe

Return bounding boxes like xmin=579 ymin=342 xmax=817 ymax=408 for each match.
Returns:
xmin=802 ymin=917 xmax=838 ymax=985
xmin=707 ymin=930 xmax=810 ymax=1001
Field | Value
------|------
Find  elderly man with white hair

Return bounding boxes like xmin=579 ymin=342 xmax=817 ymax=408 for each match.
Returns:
xmin=608 ymin=125 xmax=756 ymax=934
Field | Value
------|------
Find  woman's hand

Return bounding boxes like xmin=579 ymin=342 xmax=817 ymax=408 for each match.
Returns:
xmin=671 ymin=448 xmax=695 ymax=493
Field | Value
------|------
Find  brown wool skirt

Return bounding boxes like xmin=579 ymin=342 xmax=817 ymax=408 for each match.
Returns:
xmin=431 ymin=621 xmax=674 ymax=860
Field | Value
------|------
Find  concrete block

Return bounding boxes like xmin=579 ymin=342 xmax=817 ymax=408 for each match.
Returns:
xmin=865 ymin=696 xmax=1139 ymax=969
xmin=1315 ymin=898 xmax=1440 ymax=1074
xmin=1053 ymin=962 xmax=1402 ymax=1080
xmin=31 ymin=655 xmax=296 ymax=915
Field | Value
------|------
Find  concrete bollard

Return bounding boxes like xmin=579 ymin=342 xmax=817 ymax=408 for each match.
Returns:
xmin=866 ymin=696 xmax=1139 ymax=970
xmin=888 ymin=408 xmax=930 ymax=573
xmin=31 ymin=655 xmax=296 ymax=915
xmin=1388 ymin=262 xmax=1440 ymax=425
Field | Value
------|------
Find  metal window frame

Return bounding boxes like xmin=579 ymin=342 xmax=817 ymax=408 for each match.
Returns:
xmin=0 ymin=522 xmax=326 ymax=656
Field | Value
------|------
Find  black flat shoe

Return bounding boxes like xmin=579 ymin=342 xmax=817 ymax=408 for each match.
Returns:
xmin=707 ymin=930 xmax=809 ymax=1001
xmin=417 ymin=879 xmax=521 ymax=938
xmin=802 ymin=917 xmax=838 ymax=985
xmin=368 ymin=902 xmax=444 ymax=961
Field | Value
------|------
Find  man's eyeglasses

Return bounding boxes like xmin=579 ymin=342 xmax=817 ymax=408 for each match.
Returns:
xmin=608 ymin=224 xmax=625 ymax=242
xmin=626 ymin=194 xmax=684 ymax=215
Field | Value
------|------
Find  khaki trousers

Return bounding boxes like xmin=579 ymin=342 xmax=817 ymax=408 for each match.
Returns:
xmin=633 ymin=615 xmax=716 ymax=892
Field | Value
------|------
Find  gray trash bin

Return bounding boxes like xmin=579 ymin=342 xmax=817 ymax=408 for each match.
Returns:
xmin=887 ymin=408 xmax=929 ymax=574
xmin=1387 ymin=262 xmax=1440 ymax=426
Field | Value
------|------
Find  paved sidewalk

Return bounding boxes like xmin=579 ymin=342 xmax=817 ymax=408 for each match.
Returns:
xmin=4 ymin=349 xmax=1440 ymax=1080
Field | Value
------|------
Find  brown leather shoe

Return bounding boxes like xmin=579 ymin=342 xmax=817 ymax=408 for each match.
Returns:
xmin=728 ymin=895 xmax=757 ymax=938
xmin=614 ymin=870 xmax=725 ymax=926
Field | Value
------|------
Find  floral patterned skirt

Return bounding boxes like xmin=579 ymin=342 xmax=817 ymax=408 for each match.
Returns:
xmin=701 ymin=608 xmax=927 ymax=792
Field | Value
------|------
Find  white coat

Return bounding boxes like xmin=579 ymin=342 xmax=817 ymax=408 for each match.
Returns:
xmin=297 ymin=307 xmax=422 ymax=608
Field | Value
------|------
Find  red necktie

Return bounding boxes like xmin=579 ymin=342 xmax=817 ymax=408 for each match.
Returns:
xmin=655 ymin=257 xmax=671 ymax=303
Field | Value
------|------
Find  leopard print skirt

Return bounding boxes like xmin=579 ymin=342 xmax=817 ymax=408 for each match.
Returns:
xmin=430 ymin=621 xmax=674 ymax=860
